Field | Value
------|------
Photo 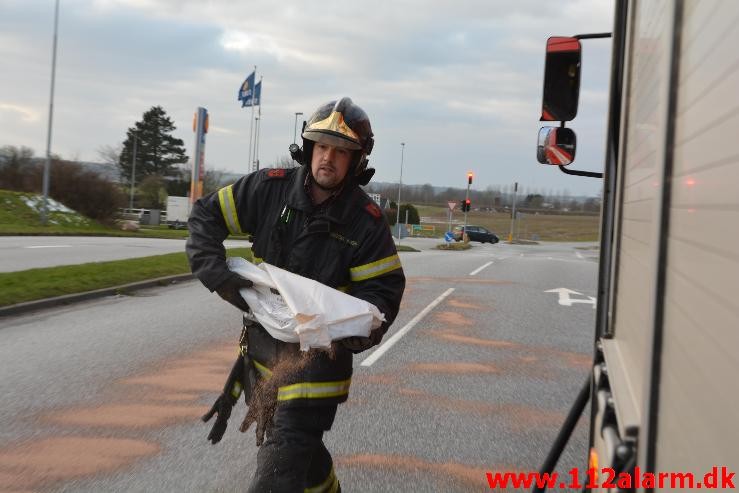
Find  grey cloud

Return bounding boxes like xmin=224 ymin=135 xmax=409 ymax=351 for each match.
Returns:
xmin=1 ymin=0 xmax=614 ymax=196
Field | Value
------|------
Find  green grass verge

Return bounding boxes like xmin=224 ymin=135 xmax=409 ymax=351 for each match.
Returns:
xmin=396 ymin=245 xmax=420 ymax=252
xmin=0 ymin=248 xmax=252 ymax=307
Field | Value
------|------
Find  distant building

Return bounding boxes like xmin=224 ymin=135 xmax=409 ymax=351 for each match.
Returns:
xmin=368 ymin=193 xmax=381 ymax=206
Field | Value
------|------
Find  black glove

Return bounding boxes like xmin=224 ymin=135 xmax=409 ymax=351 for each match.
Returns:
xmin=341 ymin=336 xmax=374 ymax=353
xmin=202 ymin=392 xmax=237 ymax=444
xmin=202 ymin=354 xmax=244 ymax=444
xmin=215 ymin=273 xmax=253 ymax=312
xmin=341 ymin=329 xmax=383 ymax=353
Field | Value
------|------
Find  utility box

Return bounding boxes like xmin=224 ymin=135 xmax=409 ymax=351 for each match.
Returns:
xmin=140 ymin=209 xmax=161 ymax=226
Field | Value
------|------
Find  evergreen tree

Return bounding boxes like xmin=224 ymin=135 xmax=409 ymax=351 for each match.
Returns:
xmin=399 ymin=203 xmax=420 ymax=224
xmin=118 ymin=106 xmax=189 ymax=185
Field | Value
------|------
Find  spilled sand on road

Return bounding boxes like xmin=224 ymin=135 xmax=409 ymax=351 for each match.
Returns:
xmin=0 ymin=340 xmax=239 ymax=491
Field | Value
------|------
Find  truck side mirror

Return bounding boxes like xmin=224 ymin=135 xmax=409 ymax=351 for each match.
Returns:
xmin=540 ymin=36 xmax=582 ymax=121
xmin=537 ymin=127 xmax=577 ymax=166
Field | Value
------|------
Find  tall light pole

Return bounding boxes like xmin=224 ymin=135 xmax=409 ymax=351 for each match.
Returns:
xmin=293 ymin=112 xmax=303 ymax=144
xmin=41 ymin=0 xmax=60 ymax=225
xmin=129 ymin=131 xmax=138 ymax=211
xmin=508 ymin=181 xmax=519 ymax=242
xmin=395 ymin=142 xmax=405 ymax=240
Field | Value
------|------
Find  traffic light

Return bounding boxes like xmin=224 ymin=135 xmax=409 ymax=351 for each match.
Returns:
xmin=467 ymin=172 xmax=473 ymax=185
xmin=464 ymin=198 xmax=471 ymax=212
xmin=460 ymin=199 xmax=466 ymax=212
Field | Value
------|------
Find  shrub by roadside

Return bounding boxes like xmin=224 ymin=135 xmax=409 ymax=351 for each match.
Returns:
xmin=435 ymin=242 xmax=471 ymax=250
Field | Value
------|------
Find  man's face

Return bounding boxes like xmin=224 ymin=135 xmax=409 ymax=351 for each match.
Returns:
xmin=311 ymin=142 xmax=353 ymax=190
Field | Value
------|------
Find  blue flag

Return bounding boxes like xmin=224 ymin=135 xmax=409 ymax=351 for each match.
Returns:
xmin=238 ymin=71 xmax=256 ymax=107
xmin=252 ymin=80 xmax=262 ymax=107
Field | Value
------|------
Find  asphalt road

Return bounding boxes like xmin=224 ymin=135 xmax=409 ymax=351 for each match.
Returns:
xmin=0 ymin=236 xmax=252 ymax=272
xmin=0 ymin=239 xmax=599 ymax=492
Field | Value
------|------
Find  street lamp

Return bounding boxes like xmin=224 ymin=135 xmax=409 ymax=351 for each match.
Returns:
xmin=129 ymin=131 xmax=138 ymax=211
xmin=41 ymin=0 xmax=60 ymax=225
xmin=395 ymin=142 xmax=405 ymax=240
xmin=293 ymin=112 xmax=303 ymax=144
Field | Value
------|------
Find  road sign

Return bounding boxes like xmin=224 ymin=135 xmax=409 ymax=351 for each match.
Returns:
xmin=545 ymin=288 xmax=596 ymax=308
xmin=448 ymin=201 xmax=457 ymax=211
xmin=444 ymin=231 xmax=454 ymax=242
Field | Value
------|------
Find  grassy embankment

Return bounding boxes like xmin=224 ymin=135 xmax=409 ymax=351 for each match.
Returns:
xmin=0 ymin=248 xmax=253 ymax=307
xmin=0 ymin=190 xmax=241 ymax=239
xmin=414 ymin=204 xmax=600 ymax=242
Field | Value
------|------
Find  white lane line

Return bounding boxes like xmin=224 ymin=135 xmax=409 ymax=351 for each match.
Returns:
xmin=575 ymin=251 xmax=584 ymax=259
xmin=360 ymin=288 xmax=455 ymax=367
xmin=469 ymin=261 xmax=493 ymax=276
xmin=24 ymin=245 xmax=72 ymax=249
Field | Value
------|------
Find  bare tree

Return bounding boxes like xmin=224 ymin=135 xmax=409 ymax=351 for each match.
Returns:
xmin=274 ymin=155 xmax=301 ymax=169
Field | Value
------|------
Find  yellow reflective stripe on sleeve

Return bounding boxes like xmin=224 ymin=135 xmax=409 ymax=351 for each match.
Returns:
xmin=217 ymin=185 xmax=242 ymax=235
xmin=349 ymin=254 xmax=401 ymax=282
xmin=336 ymin=285 xmax=349 ymax=293
xmin=305 ymin=467 xmax=338 ymax=493
xmin=252 ymin=256 xmax=263 ymax=264
xmin=277 ymin=379 xmax=351 ymax=401
xmin=252 ymin=359 xmax=273 ymax=378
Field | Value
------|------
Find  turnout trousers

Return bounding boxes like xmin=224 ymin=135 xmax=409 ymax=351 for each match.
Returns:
xmin=247 ymin=404 xmax=340 ymax=493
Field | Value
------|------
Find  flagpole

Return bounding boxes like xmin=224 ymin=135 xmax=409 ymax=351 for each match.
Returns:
xmin=247 ymin=65 xmax=256 ymax=173
xmin=254 ymin=76 xmax=262 ymax=170
xmin=254 ymin=115 xmax=261 ymax=171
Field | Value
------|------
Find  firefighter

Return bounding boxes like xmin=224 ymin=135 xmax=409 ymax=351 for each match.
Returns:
xmin=186 ymin=97 xmax=405 ymax=492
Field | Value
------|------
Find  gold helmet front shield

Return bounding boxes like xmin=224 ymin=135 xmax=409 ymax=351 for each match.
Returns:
xmin=302 ymin=97 xmax=372 ymax=151
xmin=307 ymin=111 xmax=360 ymax=143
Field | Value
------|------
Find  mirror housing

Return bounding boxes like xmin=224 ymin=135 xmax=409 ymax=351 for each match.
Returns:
xmin=537 ymin=127 xmax=577 ymax=166
xmin=540 ymin=36 xmax=581 ymax=121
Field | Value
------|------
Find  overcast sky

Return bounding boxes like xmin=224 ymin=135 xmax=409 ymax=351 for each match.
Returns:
xmin=1 ymin=0 xmax=614 ymax=196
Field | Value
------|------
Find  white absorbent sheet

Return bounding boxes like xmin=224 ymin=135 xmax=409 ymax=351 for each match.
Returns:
xmin=227 ymin=257 xmax=385 ymax=351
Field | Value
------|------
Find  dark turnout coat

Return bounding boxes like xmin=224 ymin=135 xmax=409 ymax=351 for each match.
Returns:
xmin=186 ymin=165 xmax=405 ymax=407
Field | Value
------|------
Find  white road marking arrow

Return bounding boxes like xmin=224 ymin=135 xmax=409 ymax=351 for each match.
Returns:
xmin=545 ymin=288 xmax=596 ymax=308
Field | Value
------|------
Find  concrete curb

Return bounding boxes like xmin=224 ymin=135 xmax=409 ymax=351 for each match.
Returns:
xmin=0 ymin=273 xmax=195 ymax=318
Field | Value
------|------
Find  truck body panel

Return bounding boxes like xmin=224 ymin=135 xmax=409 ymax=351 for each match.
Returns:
xmin=655 ymin=0 xmax=739 ymax=478
xmin=541 ymin=0 xmax=739 ymax=489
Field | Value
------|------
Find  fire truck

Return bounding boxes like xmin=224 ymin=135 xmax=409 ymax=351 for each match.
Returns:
xmin=536 ymin=1 xmax=739 ymax=491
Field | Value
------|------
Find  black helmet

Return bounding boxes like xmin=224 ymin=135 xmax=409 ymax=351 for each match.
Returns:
xmin=293 ymin=97 xmax=376 ymax=185
xmin=303 ymin=97 xmax=374 ymax=154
